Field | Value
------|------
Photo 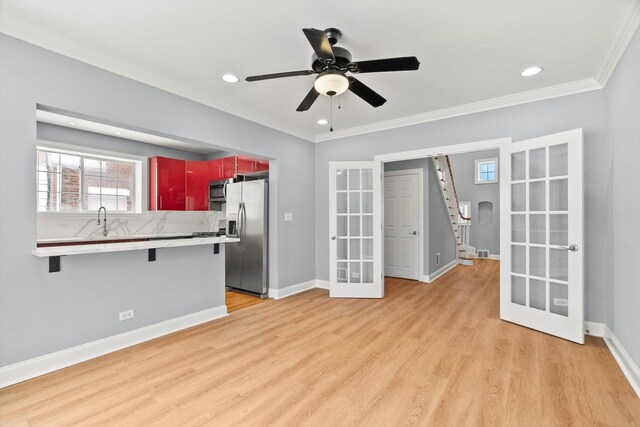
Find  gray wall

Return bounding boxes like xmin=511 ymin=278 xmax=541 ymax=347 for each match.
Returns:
xmin=384 ymin=159 xmax=457 ymax=276
xmin=604 ymin=28 xmax=640 ymax=372
xmin=0 ymin=34 xmax=315 ymax=366
xmin=315 ymin=87 xmax=609 ymax=324
xmin=449 ymin=149 xmax=500 ymax=255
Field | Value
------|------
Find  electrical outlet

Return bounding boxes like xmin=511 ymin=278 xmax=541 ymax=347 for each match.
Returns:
xmin=284 ymin=212 xmax=293 ymax=222
xmin=119 ymin=309 xmax=135 ymax=321
xmin=553 ymin=298 xmax=568 ymax=307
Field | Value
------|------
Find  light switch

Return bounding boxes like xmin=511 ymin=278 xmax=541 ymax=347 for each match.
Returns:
xmin=284 ymin=212 xmax=293 ymax=222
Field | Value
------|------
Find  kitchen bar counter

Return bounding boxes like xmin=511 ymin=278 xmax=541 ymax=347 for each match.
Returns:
xmin=33 ymin=235 xmax=239 ymax=257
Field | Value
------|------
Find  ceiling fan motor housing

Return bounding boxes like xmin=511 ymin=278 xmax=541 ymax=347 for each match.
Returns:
xmin=311 ymin=46 xmax=352 ymax=72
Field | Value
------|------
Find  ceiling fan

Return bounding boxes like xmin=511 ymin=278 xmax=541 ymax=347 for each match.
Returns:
xmin=245 ymin=28 xmax=420 ymax=112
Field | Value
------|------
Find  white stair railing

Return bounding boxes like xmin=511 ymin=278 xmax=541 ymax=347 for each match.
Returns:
xmin=432 ymin=155 xmax=474 ymax=264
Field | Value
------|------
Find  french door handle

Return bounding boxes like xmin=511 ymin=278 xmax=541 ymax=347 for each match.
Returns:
xmin=331 ymin=236 xmax=336 ymax=240
xmin=410 ymin=231 xmax=418 ymax=235
xmin=558 ymin=244 xmax=579 ymax=252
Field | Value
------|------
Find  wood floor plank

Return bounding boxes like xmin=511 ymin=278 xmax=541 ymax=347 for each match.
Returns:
xmin=1 ymin=260 xmax=638 ymax=426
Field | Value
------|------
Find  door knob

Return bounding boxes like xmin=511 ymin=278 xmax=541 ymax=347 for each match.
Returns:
xmin=331 ymin=236 xmax=336 ymax=240
xmin=410 ymin=231 xmax=418 ymax=235
xmin=558 ymin=244 xmax=578 ymax=252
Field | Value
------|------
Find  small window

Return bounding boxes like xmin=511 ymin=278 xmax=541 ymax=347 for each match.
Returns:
xmin=37 ymin=144 xmax=143 ymax=214
xmin=475 ymin=158 xmax=498 ymax=184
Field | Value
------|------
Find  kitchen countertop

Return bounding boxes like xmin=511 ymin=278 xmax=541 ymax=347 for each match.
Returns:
xmin=33 ymin=235 xmax=239 ymax=257
xmin=37 ymin=232 xmax=197 ymax=244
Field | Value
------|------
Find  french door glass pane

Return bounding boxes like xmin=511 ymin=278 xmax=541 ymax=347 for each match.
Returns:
xmin=550 ymin=214 xmax=568 ymax=245
xmin=362 ymin=262 xmax=373 ymax=283
xmin=350 ymin=239 xmax=361 ymax=260
xmin=362 ymin=169 xmax=373 ymax=190
xmin=512 ymin=183 xmax=526 ymax=211
xmin=511 ymin=276 xmax=526 ymax=305
xmin=349 ymin=192 xmax=360 ymax=213
xmin=337 ymin=216 xmax=348 ymax=236
xmin=550 ymin=248 xmax=568 ymax=281
xmin=529 ymin=181 xmax=545 ymax=211
xmin=337 ymin=193 xmax=347 ymax=213
xmin=529 ymin=247 xmax=546 ymax=278
xmin=529 ymin=148 xmax=546 ymax=179
xmin=349 ymin=169 xmax=360 ymax=190
xmin=337 ymin=239 xmax=347 ymax=260
xmin=363 ymin=239 xmax=373 ymax=260
xmin=336 ymin=169 xmax=347 ymax=190
xmin=530 ymin=214 xmax=546 ymax=244
xmin=337 ymin=262 xmax=348 ymax=283
xmin=362 ymin=215 xmax=373 ymax=237
xmin=550 ymin=179 xmax=568 ymax=211
xmin=550 ymin=282 xmax=568 ymax=316
xmin=549 ymin=143 xmax=568 ymax=177
xmin=529 ymin=279 xmax=546 ymax=310
xmin=512 ymin=245 xmax=526 ymax=274
xmin=350 ymin=262 xmax=361 ymax=283
xmin=512 ymin=151 xmax=526 ymax=180
xmin=512 ymin=215 xmax=525 ymax=242
xmin=362 ymin=192 xmax=373 ymax=213
xmin=349 ymin=216 xmax=360 ymax=237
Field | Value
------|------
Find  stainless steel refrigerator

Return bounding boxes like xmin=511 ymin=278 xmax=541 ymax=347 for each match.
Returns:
xmin=225 ymin=179 xmax=268 ymax=297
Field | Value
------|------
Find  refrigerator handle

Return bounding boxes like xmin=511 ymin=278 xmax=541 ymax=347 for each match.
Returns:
xmin=240 ymin=202 xmax=247 ymax=241
xmin=223 ymin=180 xmax=228 ymax=201
xmin=236 ymin=202 xmax=243 ymax=242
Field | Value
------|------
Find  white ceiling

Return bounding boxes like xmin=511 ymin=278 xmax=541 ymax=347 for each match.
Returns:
xmin=2 ymin=1 xmax=639 ymax=142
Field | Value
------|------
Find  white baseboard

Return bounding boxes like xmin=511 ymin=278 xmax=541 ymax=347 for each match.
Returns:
xmin=603 ymin=327 xmax=640 ymax=398
xmin=0 ymin=305 xmax=227 ymax=389
xmin=584 ymin=321 xmax=640 ymax=398
xmin=315 ymin=280 xmax=329 ymax=290
xmin=427 ymin=259 xmax=459 ymax=283
xmin=420 ymin=275 xmax=430 ymax=283
xmin=268 ymin=279 xmax=318 ymax=299
xmin=584 ymin=321 xmax=607 ymax=337
xmin=488 ymin=254 xmax=500 ymax=260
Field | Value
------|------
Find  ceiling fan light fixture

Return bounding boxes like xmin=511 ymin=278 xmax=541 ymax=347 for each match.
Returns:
xmin=314 ymin=71 xmax=349 ymax=96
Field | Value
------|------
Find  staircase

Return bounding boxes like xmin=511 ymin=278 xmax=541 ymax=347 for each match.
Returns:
xmin=432 ymin=155 xmax=476 ymax=265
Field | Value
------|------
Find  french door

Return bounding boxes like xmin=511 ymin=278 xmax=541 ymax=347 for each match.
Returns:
xmin=329 ymin=161 xmax=383 ymax=298
xmin=500 ymin=129 xmax=584 ymax=343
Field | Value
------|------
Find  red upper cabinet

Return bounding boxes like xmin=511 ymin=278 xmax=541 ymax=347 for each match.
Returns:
xmin=209 ymin=159 xmax=223 ymax=181
xmin=221 ymin=156 xmax=237 ymax=180
xmin=186 ymin=160 xmax=210 ymax=211
xmin=149 ymin=156 xmax=185 ymax=211
xmin=237 ymin=155 xmax=269 ymax=174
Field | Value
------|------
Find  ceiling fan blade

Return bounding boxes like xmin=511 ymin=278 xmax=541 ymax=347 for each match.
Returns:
xmin=350 ymin=56 xmax=420 ymax=73
xmin=302 ymin=28 xmax=335 ymax=62
xmin=347 ymin=77 xmax=386 ymax=108
xmin=245 ymin=70 xmax=314 ymax=82
xmin=296 ymin=86 xmax=320 ymax=112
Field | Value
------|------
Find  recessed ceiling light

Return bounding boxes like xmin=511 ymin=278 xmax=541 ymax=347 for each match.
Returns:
xmin=67 ymin=121 xmax=78 ymax=126
xmin=222 ymin=74 xmax=239 ymax=83
xmin=114 ymin=131 xmax=123 ymax=136
xmin=317 ymin=119 xmax=329 ymax=125
xmin=521 ymin=66 xmax=543 ymax=77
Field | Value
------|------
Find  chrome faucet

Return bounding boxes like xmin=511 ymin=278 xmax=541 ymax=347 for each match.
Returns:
xmin=97 ymin=206 xmax=108 ymax=236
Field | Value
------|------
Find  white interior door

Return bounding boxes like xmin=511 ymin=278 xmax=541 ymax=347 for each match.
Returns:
xmin=384 ymin=172 xmax=420 ymax=280
xmin=500 ymin=129 xmax=584 ymax=343
xmin=329 ymin=161 xmax=383 ymax=298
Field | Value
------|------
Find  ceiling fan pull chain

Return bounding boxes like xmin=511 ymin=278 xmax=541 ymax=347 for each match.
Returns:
xmin=330 ymin=95 xmax=334 ymax=132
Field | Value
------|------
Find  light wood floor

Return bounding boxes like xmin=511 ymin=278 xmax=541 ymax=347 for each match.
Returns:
xmin=1 ymin=260 xmax=639 ymax=426
xmin=226 ymin=290 xmax=266 ymax=313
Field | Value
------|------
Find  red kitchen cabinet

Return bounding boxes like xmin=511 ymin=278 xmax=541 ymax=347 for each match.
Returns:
xmin=209 ymin=159 xmax=223 ymax=181
xmin=149 ymin=156 xmax=185 ymax=211
xmin=186 ymin=160 xmax=210 ymax=211
xmin=221 ymin=156 xmax=236 ymax=179
xmin=237 ymin=155 xmax=269 ymax=174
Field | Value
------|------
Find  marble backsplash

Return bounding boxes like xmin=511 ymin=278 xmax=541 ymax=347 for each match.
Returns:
xmin=37 ymin=210 xmax=224 ymax=240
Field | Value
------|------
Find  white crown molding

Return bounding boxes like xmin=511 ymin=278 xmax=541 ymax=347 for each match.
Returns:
xmin=315 ymin=78 xmax=603 ymax=142
xmin=0 ymin=13 xmax=316 ymax=143
xmin=596 ymin=0 xmax=640 ymax=86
